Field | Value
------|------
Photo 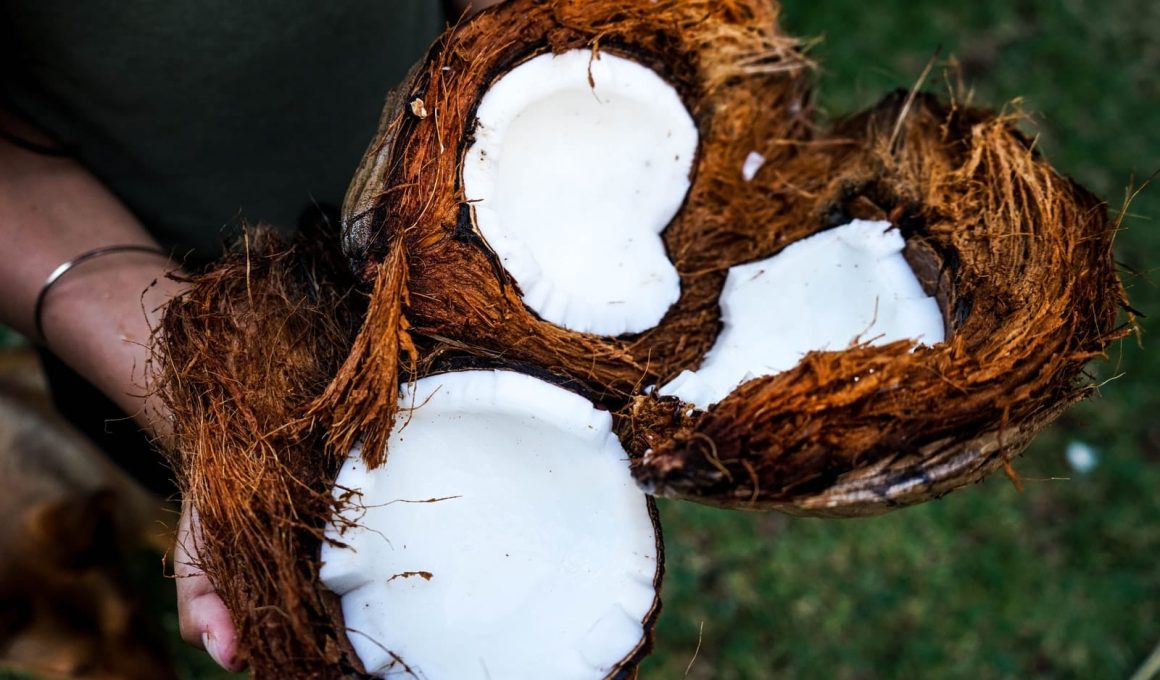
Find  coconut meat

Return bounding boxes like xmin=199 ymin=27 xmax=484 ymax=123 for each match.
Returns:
xmin=661 ymin=220 xmax=946 ymax=408
xmin=462 ymin=50 xmax=697 ymax=336
xmin=320 ymin=370 xmax=659 ymax=679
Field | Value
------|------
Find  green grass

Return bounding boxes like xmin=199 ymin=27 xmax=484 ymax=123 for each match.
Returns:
xmin=641 ymin=0 xmax=1160 ymax=678
xmin=6 ymin=1 xmax=1157 ymax=678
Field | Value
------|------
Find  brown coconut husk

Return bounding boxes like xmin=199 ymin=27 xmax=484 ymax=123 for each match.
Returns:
xmin=623 ymin=92 xmax=1129 ymax=514
xmin=154 ymin=0 xmax=1129 ymax=675
xmin=157 ymin=228 xmax=372 ymax=677
xmin=342 ymin=0 xmax=814 ymax=406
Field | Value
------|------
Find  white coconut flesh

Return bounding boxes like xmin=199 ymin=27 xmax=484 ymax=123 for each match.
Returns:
xmin=660 ymin=219 xmax=946 ymax=408
xmin=462 ymin=49 xmax=698 ymax=336
xmin=320 ymin=370 xmax=659 ymax=679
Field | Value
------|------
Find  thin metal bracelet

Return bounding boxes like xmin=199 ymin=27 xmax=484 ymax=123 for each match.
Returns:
xmin=33 ymin=244 xmax=169 ymax=345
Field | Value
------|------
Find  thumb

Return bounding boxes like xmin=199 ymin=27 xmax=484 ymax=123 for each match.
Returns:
xmin=174 ymin=503 xmax=245 ymax=672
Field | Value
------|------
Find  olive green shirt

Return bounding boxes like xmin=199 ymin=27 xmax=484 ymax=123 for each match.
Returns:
xmin=1 ymin=1 xmax=442 ymax=257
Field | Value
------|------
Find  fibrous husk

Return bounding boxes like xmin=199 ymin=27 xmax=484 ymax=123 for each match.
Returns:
xmin=343 ymin=0 xmax=814 ymax=403
xmin=157 ymin=228 xmax=373 ymax=677
xmin=623 ymin=94 xmax=1129 ymax=515
xmin=155 ymin=0 xmax=1129 ymax=675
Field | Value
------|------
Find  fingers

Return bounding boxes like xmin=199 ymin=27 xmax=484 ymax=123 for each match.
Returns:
xmin=175 ymin=504 xmax=245 ymax=672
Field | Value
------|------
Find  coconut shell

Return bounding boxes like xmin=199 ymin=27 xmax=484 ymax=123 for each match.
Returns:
xmin=342 ymin=0 xmax=813 ymax=408
xmin=623 ymin=92 xmax=1128 ymax=514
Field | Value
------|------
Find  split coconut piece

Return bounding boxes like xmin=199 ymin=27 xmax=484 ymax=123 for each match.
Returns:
xmin=660 ymin=219 xmax=945 ymax=408
xmin=462 ymin=50 xmax=696 ymax=335
xmin=321 ymin=370 xmax=660 ymax=679
xmin=624 ymin=94 xmax=1126 ymax=513
xmin=342 ymin=0 xmax=813 ymax=401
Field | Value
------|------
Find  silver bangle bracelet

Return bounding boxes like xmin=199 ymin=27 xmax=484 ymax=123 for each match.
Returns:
xmin=33 ymin=244 xmax=169 ymax=345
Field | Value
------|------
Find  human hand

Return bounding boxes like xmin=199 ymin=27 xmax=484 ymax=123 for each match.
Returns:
xmin=175 ymin=503 xmax=244 ymax=673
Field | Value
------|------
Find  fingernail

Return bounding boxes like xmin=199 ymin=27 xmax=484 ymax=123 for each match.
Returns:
xmin=203 ymin=631 xmax=229 ymax=669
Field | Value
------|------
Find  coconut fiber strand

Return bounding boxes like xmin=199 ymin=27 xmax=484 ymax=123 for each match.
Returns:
xmin=155 ymin=0 xmax=1128 ymax=675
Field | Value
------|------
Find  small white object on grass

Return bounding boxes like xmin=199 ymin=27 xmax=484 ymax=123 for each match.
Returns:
xmin=321 ymin=370 xmax=659 ymax=679
xmin=1065 ymin=440 xmax=1099 ymax=474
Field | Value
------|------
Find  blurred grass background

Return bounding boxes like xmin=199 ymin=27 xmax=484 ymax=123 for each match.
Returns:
xmin=3 ymin=0 xmax=1157 ymax=678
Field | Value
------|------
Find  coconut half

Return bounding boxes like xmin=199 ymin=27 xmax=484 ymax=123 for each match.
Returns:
xmin=624 ymin=93 xmax=1126 ymax=513
xmin=321 ymin=370 xmax=661 ymax=679
xmin=341 ymin=0 xmax=812 ymax=404
xmin=660 ymin=219 xmax=945 ymax=408
xmin=463 ymin=50 xmax=696 ymax=336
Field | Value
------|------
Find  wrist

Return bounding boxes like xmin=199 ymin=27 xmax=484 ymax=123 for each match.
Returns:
xmin=37 ymin=249 xmax=188 ymax=435
xmin=34 ymin=245 xmax=169 ymax=343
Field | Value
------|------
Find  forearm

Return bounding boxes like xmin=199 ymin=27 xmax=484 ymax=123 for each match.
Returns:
xmin=0 ymin=121 xmax=186 ymax=433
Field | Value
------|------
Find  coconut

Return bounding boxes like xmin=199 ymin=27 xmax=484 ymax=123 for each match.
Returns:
xmin=157 ymin=233 xmax=665 ymax=678
xmin=460 ymin=49 xmax=697 ymax=336
xmin=320 ymin=370 xmax=661 ymax=678
xmin=341 ymin=0 xmax=814 ymax=425
xmin=657 ymin=218 xmax=947 ymax=408
xmin=154 ymin=0 xmax=1128 ymax=676
xmin=156 ymin=228 xmax=665 ymax=678
xmin=622 ymin=92 xmax=1128 ymax=514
